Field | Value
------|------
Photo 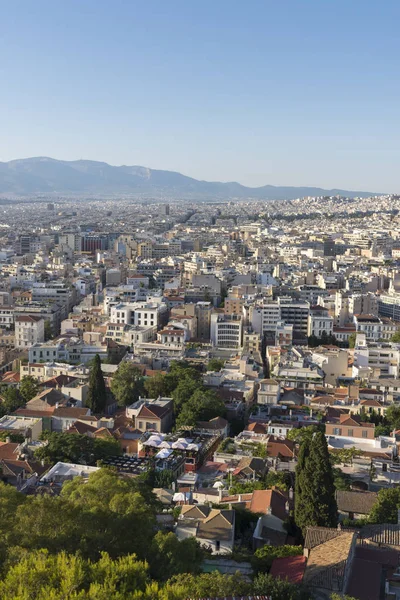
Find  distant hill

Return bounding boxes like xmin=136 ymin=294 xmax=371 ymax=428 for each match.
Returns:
xmin=0 ymin=157 xmax=377 ymax=199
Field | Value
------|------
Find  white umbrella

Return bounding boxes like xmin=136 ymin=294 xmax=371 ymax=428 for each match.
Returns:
xmin=156 ymin=448 xmax=173 ymax=459
xmin=172 ymin=441 xmax=188 ymax=450
xmin=213 ymin=481 xmax=224 ymax=489
xmin=159 ymin=440 xmax=172 ymax=448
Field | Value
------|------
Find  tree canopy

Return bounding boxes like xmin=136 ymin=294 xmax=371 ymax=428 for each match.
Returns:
xmin=111 ymin=363 xmax=145 ymax=407
xmin=206 ymin=358 xmax=225 ymax=372
xmin=86 ymin=354 xmax=107 ymax=414
xmin=175 ymin=389 xmax=226 ymax=428
xmin=369 ymin=487 xmax=400 ymax=524
xmin=35 ymin=432 xmax=121 ymax=466
xmin=295 ymin=431 xmax=337 ymax=533
xmin=19 ymin=375 xmax=39 ymax=402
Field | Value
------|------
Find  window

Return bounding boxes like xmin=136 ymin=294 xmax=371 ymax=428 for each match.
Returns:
xmin=216 ymin=541 xmax=220 ymax=552
xmin=333 ymin=428 xmax=342 ymax=435
xmin=138 ymin=421 xmax=143 ymax=429
xmin=362 ymin=430 xmax=368 ymax=438
xmin=383 ymin=463 xmax=388 ymax=472
xmin=347 ymin=429 xmax=353 ymax=437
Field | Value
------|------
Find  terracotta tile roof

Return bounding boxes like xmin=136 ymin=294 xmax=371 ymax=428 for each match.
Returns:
xmin=42 ymin=375 xmax=78 ymax=388
xmin=267 ymin=437 xmax=295 ymax=459
xmin=1 ymin=371 xmax=20 ymax=384
xmin=68 ymin=421 xmax=98 ymax=435
xmin=360 ymin=399 xmax=383 ymax=407
xmin=93 ymin=427 xmax=113 ymax=438
xmin=0 ymin=442 xmax=20 ymax=460
xmin=27 ymin=388 xmax=67 ymax=408
xmin=249 ymin=489 xmax=288 ymax=520
xmin=15 ymin=408 xmax=55 ymax=418
xmin=246 ymin=422 xmax=267 ymax=434
xmin=16 ymin=315 xmax=42 ymax=322
xmin=304 ymin=526 xmax=349 ymax=550
xmin=53 ymin=407 xmax=89 ymax=418
xmin=304 ymin=530 xmax=356 ymax=592
xmin=270 ymin=555 xmax=306 ymax=585
xmin=137 ymin=403 xmax=170 ymax=419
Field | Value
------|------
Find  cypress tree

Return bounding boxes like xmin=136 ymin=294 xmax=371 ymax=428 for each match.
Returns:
xmin=294 ymin=436 xmax=311 ymax=532
xmin=86 ymin=354 xmax=107 ymax=414
xmin=307 ymin=431 xmax=337 ymax=528
xmin=295 ymin=431 xmax=337 ymax=533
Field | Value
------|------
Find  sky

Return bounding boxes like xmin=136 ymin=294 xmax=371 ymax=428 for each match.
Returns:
xmin=0 ymin=0 xmax=399 ymax=192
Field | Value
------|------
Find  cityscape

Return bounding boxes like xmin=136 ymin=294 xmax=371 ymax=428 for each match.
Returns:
xmin=1 ymin=2 xmax=400 ymax=600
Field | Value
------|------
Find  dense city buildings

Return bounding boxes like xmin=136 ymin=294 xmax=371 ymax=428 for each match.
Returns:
xmin=1 ymin=191 xmax=400 ymax=599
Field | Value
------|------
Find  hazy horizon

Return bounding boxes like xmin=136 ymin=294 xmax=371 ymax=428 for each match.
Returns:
xmin=1 ymin=1 xmax=400 ymax=193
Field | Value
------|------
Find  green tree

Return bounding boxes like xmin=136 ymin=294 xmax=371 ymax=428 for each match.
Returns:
xmin=111 ymin=363 xmax=145 ymax=407
xmin=175 ymin=389 xmax=226 ymax=428
xmin=330 ymin=447 xmax=361 ymax=466
xmin=251 ymin=544 xmax=302 ymax=573
xmin=144 ymin=372 xmax=171 ymax=399
xmin=86 ymin=354 xmax=107 ymax=413
xmin=391 ymin=329 xmax=400 ymax=343
xmin=169 ymin=572 xmax=251 ymax=598
xmin=60 ymin=469 xmax=157 ymax=560
xmin=252 ymin=573 xmax=310 ymax=600
xmin=44 ymin=320 xmax=53 ymax=341
xmin=0 ymin=431 xmax=24 ymax=443
xmin=0 ymin=387 xmax=25 ymax=417
xmin=375 ymin=423 xmax=391 ymax=437
xmin=384 ymin=404 xmax=400 ymax=432
xmin=19 ymin=375 xmax=39 ymax=402
xmin=287 ymin=424 xmax=324 ymax=444
xmin=206 ymin=358 xmax=225 ymax=372
xmin=294 ymin=436 xmax=311 ymax=532
xmin=149 ymin=532 xmax=203 ymax=581
xmin=348 ymin=332 xmax=357 ymax=348
xmin=264 ymin=470 xmax=292 ymax=492
xmin=369 ymin=487 xmax=400 ymax=524
xmin=171 ymin=378 xmax=201 ymax=415
xmin=295 ymin=432 xmax=337 ymax=533
xmin=35 ymin=432 xmax=121 ymax=466
xmin=0 ymin=549 xmax=150 ymax=600
xmin=153 ymin=469 xmax=175 ymax=488
xmin=332 ymin=467 xmax=352 ymax=491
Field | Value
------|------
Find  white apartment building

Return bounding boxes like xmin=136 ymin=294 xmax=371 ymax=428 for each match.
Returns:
xmin=15 ymin=315 xmax=45 ymax=349
xmin=0 ymin=307 xmax=14 ymax=329
xmin=353 ymin=333 xmax=400 ymax=378
xmin=353 ymin=314 xmax=397 ymax=342
xmin=250 ymin=301 xmax=281 ymax=334
xmin=307 ymin=308 xmax=334 ymax=338
xmin=105 ymin=323 xmax=157 ymax=346
xmin=210 ymin=313 xmax=243 ymax=349
xmin=110 ymin=302 xmax=167 ymax=329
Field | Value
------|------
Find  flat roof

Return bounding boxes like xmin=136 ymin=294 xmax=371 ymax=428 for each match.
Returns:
xmin=0 ymin=415 xmax=41 ymax=429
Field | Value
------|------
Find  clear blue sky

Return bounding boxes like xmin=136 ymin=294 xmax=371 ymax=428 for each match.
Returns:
xmin=1 ymin=0 xmax=399 ymax=191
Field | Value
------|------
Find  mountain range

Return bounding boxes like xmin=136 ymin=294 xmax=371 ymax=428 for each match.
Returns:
xmin=0 ymin=157 xmax=376 ymax=200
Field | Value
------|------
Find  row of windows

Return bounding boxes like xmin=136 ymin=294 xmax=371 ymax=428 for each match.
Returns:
xmin=333 ymin=427 xmax=368 ymax=438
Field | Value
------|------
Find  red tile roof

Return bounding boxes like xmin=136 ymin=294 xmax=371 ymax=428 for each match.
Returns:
xmin=270 ymin=555 xmax=306 ymax=585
